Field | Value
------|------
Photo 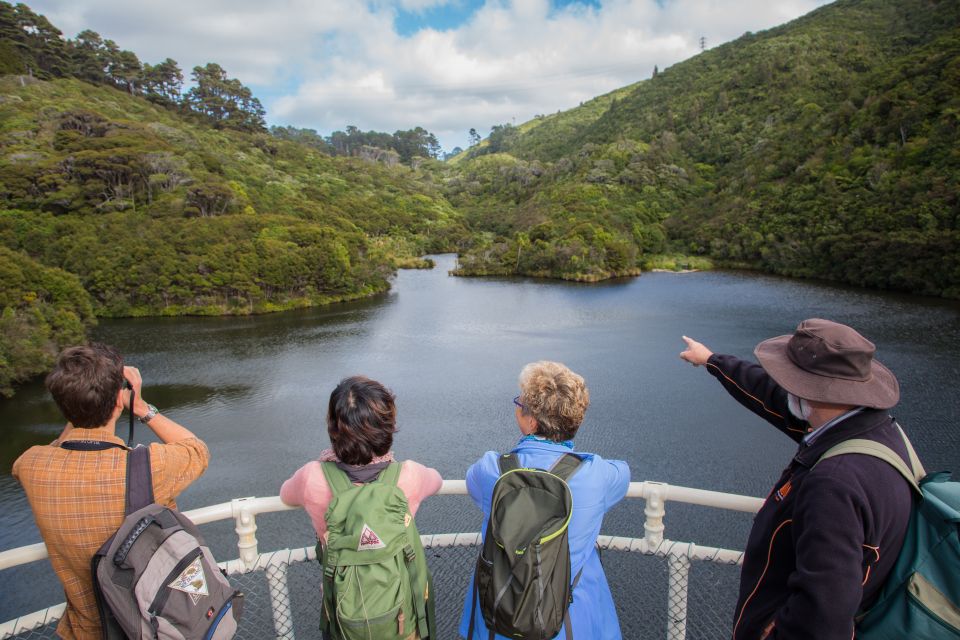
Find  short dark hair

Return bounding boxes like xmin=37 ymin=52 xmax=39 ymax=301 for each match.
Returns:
xmin=327 ymin=376 xmax=397 ymax=465
xmin=45 ymin=344 xmax=125 ymax=428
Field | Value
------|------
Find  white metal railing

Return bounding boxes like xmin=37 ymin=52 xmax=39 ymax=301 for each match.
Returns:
xmin=0 ymin=480 xmax=763 ymax=640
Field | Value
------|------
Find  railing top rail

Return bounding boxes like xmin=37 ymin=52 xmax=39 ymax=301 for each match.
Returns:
xmin=0 ymin=479 xmax=761 ymax=571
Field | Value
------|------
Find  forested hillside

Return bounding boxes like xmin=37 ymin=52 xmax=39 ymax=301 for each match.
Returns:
xmin=452 ymin=0 xmax=960 ymax=294
xmin=0 ymin=3 xmax=465 ymax=395
xmin=2 ymin=0 xmax=959 ymax=395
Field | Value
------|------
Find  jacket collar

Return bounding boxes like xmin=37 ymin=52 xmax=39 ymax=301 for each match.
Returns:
xmin=512 ymin=437 xmax=577 ymax=454
xmin=793 ymin=409 xmax=890 ymax=467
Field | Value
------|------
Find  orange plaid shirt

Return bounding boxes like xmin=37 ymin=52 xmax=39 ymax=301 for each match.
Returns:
xmin=12 ymin=427 xmax=209 ymax=640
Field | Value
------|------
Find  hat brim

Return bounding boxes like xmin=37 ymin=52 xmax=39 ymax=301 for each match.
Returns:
xmin=754 ymin=334 xmax=900 ymax=410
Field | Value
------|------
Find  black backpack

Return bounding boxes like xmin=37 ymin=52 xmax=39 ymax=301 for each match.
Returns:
xmin=469 ymin=452 xmax=583 ymax=640
xmin=61 ymin=441 xmax=243 ymax=639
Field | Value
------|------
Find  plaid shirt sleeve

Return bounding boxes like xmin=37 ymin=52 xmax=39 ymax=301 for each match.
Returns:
xmin=149 ymin=437 xmax=210 ymax=508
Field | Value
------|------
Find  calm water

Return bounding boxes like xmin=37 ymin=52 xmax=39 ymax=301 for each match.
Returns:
xmin=2 ymin=253 xmax=959 ymax=623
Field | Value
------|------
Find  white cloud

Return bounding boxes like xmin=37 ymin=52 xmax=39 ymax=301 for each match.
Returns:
xmin=30 ymin=0 xmax=832 ymax=151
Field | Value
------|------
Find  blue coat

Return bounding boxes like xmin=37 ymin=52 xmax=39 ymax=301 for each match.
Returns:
xmin=458 ymin=438 xmax=631 ymax=640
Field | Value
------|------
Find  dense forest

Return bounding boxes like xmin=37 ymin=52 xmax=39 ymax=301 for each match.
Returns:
xmin=0 ymin=2 xmax=467 ymax=395
xmin=1 ymin=0 xmax=958 ymax=395
xmin=449 ymin=0 xmax=959 ymax=293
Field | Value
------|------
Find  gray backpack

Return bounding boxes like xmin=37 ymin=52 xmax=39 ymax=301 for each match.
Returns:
xmin=63 ymin=442 xmax=244 ymax=639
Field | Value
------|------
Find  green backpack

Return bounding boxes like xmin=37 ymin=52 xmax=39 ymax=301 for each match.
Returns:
xmin=817 ymin=426 xmax=960 ymax=638
xmin=469 ymin=452 xmax=583 ymax=640
xmin=318 ymin=462 xmax=435 ymax=640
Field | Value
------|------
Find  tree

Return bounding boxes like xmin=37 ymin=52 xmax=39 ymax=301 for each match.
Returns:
xmin=7 ymin=3 xmax=69 ymax=78
xmin=109 ymin=49 xmax=141 ymax=94
xmin=515 ymin=231 xmax=529 ymax=272
xmin=69 ymin=30 xmax=108 ymax=83
xmin=469 ymin=128 xmax=481 ymax=147
xmin=184 ymin=63 xmax=266 ymax=132
xmin=142 ymin=58 xmax=183 ymax=103
xmin=487 ymin=123 xmax=518 ymax=153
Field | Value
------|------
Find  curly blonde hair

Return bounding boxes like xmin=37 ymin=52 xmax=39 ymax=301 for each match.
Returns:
xmin=518 ymin=361 xmax=590 ymax=442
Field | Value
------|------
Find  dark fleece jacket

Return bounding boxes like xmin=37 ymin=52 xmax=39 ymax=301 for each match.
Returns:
xmin=706 ymin=354 xmax=915 ymax=640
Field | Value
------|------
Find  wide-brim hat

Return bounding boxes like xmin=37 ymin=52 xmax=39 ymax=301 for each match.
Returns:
xmin=754 ymin=318 xmax=899 ymax=409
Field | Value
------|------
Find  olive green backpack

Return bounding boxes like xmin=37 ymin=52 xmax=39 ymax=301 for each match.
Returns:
xmin=318 ymin=462 xmax=435 ymax=640
xmin=469 ymin=452 xmax=583 ymax=640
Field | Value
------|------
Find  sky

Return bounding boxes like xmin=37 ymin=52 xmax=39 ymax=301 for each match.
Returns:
xmin=29 ymin=0 xmax=833 ymax=152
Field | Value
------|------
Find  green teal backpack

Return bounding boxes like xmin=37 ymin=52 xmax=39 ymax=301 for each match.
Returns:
xmin=318 ymin=462 xmax=436 ymax=640
xmin=817 ymin=427 xmax=960 ymax=638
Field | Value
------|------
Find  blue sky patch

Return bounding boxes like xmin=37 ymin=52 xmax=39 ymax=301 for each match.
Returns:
xmin=394 ymin=0 xmax=602 ymax=37
xmin=394 ymin=0 xmax=485 ymax=37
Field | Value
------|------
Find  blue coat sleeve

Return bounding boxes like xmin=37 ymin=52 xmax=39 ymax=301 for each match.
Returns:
xmin=466 ymin=451 xmax=498 ymax=513
xmin=602 ymin=458 xmax=631 ymax=510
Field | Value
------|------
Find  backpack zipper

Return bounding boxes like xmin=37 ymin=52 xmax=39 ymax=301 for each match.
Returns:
xmin=202 ymin=599 xmax=234 ymax=640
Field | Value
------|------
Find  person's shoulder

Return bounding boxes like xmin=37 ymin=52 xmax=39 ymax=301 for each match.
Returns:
xmin=467 ymin=450 xmax=504 ymax=479
xmin=802 ymin=455 xmax=890 ymax=507
xmin=399 ymin=459 xmax=438 ymax=478
xmin=12 ymin=445 xmax=49 ymax=479
xmin=809 ymin=450 xmax=911 ymax=499
xmin=294 ymin=458 xmax=324 ymax=478
xmin=148 ymin=437 xmax=210 ymax=466
xmin=149 ymin=436 xmax=207 ymax=453
xmin=574 ymin=451 xmax=627 ymax=472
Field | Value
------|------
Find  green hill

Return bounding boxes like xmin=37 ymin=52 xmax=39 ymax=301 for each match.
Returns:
xmin=0 ymin=76 xmax=465 ymax=393
xmin=452 ymin=0 xmax=960 ymax=295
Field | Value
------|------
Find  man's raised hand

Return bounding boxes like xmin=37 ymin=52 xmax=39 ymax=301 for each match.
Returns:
xmin=680 ymin=336 xmax=713 ymax=367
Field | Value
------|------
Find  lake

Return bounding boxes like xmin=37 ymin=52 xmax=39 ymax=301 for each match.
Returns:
xmin=1 ymin=253 xmax=958 ymax=630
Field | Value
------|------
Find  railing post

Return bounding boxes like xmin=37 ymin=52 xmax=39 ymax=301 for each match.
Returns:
xmin=666 ymin=552 xmax=691 ymax=640
xmin=265 ymin=554 xmax=295 ymax=640
xmin=644 ymin=481 xmax=667 ymax=548
xmin=232 ymin=497 xmax=258 ymax=571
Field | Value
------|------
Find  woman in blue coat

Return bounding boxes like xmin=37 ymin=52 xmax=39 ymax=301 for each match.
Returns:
xmin=459 ymin=361 xmax=631 ymax=640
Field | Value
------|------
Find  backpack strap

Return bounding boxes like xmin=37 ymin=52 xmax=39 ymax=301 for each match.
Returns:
xmin=376 ymin=461 xmax=402 ymax=487
xmin=402 ymin=543 xmax=432 ymax=639
xmin=319 ymin=461 xmax=354 ymax=496
xmin=548 ymin=453 xmax=583 ymax=481
xmin=894 ymin=423 xmax=927 ymax=480
xmin=816 ymin=426 xmax=924 ymax=496
xmin=125 ymin=445 xmax=155 ymax=514
xmin=498 ymin=453 xmax=520 ymax=475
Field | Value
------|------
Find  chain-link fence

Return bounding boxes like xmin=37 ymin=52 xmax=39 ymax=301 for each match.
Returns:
xmin=5 ymin=542 xmax=741 ymax=640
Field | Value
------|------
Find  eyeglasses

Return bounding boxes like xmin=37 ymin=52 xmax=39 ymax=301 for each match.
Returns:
xmin=512 ymin=395 xmax=525 ymax=409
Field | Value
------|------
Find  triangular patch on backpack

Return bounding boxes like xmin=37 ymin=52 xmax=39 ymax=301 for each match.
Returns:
xmin=168 ymin=555 xmax=209 ymax=604
xmin=357 ymin=523 xmax=386 ymax=550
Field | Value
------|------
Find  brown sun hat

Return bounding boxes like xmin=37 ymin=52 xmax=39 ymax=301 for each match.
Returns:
xmin=753 ymin=318 xmax=900 ymax=409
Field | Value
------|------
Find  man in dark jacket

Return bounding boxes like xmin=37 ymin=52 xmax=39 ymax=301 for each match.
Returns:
xmin=680 ymin=319 xmax=915 ymax=640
